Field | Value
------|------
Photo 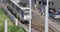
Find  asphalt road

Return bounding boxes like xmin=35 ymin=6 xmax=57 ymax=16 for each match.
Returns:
xmin=51 ymin=0 xmax=60 ymax=10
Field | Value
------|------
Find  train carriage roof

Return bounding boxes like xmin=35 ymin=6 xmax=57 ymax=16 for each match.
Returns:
xmin=10 ymin=0 xmax=30 ymax=11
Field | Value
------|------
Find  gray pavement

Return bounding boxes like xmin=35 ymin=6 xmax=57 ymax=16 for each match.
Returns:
xmin=0 ymin=0 xmax=9 ymax=4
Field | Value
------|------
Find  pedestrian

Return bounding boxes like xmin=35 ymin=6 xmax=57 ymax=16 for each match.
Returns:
xmin=38 ymin=1 xmax=46 ymax=15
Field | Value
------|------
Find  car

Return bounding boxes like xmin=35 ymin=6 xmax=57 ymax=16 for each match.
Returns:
xmin=48 ymin=1 xmax=60 ymax=20
xmin=49 ymin=8 xmax=60 ymax=20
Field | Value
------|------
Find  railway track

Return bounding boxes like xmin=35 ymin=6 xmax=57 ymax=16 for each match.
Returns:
xmin=32 ymin=11 xmax=55 ymax=32
xmin=31 ymin=7 xmax=60 ymax=32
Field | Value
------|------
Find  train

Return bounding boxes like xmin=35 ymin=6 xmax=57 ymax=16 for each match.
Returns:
xmin=7 ymin=0 xmax=30 ymax=24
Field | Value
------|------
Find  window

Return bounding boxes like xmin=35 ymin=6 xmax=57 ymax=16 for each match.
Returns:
xmin=11 ymin=2 xmax=15 ymax=8
xmin=16 ymin=6 xmax=21 ymax=12
xmin=24 ymin=13 xmax=29 ymax=15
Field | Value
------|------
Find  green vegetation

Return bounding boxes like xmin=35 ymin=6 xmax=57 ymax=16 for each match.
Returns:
xmin=0 ymin=8 xmax=6 ymax=32
xmin=0 ymin=9 xmax=26 ymax=32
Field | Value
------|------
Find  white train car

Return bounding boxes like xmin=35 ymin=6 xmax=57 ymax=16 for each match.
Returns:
xmin=7 ymin=0 xmax=30 ymax=24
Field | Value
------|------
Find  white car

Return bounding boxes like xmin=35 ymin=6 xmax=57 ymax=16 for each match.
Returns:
xmin=50 ymin=12 xmax=60 ymax=20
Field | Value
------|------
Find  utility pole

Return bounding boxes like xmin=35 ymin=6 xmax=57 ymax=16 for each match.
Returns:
xmin=4 ymin=19 xmax=8 ymax=32
xmin=15 ymin=18 xmax=18 ymax=26
xmin=29 ymin=0 xmax=32 ymax=32
xmin=45 ymin=0 xmax=49 ymax=32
